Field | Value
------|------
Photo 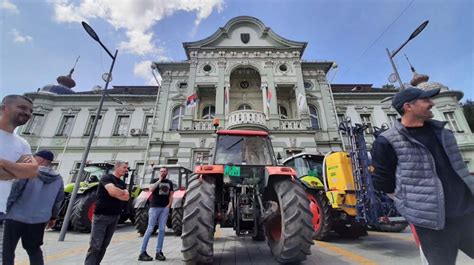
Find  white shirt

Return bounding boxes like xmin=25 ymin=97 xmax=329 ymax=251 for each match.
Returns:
xmin=0 ymin=129 xmax=31 ymax=213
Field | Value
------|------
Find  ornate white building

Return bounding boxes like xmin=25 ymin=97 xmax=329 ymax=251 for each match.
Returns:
xmin=21 ymin=16 xmax=473 ymax=183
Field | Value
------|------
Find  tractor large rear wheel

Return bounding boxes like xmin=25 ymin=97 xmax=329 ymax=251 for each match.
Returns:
xmin=265 ymin=179 xmax=313 ymax=263
xmin=307 ymin=189 xmax=332 ymax=240
xmin=71 ymin=191 xmax=97 ymax=233
xmin=172 ymin=208 xmax=183 ymax=236
xmin=135 ymin=207 xmax=149 ymax=236
xmin=181 ymin=175 xmax=215 ymax=265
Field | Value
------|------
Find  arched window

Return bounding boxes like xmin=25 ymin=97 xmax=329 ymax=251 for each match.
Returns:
xmin=238 ymin=104 xmax=252 ymax=110
xmin=309 ymin=105 xmax=320 ymax=130
xmin=170 ymin=105 xmax=184 ymax=130
xmin=202 ymin=105 xmax=215 ymax=120
xmin=278 ymin=105 xmax=288 ymax=119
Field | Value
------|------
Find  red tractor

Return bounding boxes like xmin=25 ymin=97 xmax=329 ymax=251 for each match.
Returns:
xmin=134 ymin=165 xmax=192 ymax=236
xmin=181 ymin=130 xmax=313 ymax=264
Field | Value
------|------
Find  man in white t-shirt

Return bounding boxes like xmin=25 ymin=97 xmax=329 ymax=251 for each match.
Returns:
xmin=0 ymin=95 xmax=38 ymax=262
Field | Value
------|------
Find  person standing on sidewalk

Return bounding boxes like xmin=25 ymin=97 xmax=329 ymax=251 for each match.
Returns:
xmin=138 ymin=167 xmax=174 ymax=261
xmin=84 ymin=161 xmax=129 ymax=265
xmin=0 ymin=95 xmax=38 ymax=263
xmin=371 ymin=87 xmax=474 ymax=265
xmin=3 ymin=150 xmax=64 ymax=265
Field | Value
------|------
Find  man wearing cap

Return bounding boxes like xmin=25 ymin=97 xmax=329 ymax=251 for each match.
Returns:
xmin=371 ymin=87 xmax=474 ymax=265
xmin=0 ymin=95 xmax=38 ymax=263
xmin=2 ymin=150 xmax=64 ymax=265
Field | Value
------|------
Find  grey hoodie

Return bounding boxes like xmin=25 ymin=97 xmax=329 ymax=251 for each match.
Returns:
xmin=6 ymin=166 xmax=64 ymax=224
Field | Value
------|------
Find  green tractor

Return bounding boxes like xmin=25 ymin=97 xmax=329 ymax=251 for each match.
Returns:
xmin=52 ymin=162 xmax=141 ymax=233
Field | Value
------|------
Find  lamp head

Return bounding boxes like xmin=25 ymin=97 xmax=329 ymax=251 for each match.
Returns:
xmin=82 ymin=21 xmax=101 ymax=43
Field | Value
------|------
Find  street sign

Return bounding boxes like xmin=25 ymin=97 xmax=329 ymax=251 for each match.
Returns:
xmin=388 ymin=73 xmax=398 ymax=83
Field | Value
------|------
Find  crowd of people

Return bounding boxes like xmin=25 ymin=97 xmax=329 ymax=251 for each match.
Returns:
xmin=1 ymin=88 xmax=473 ymax=265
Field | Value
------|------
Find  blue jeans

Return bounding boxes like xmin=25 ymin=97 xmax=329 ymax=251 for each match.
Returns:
xmin=140 ymin=207 xmax=169 ymax=254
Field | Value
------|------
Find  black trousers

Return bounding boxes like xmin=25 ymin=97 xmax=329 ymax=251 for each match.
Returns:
xmin=2 ymin=219 xmax=46 ymax=265
xmin=84 ymin=214 xmax=119 ymax=265
xmin=415 ymin=212 xmax=474 ymax=265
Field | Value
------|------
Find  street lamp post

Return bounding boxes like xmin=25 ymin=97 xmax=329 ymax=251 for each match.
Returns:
xmin=386 ymin=20 xmax=429 ymax=90
xmin=59 ymin=22 xmax=118 ymax=241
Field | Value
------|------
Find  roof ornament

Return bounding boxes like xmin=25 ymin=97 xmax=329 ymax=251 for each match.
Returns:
xmin=404 ymin=54 xmax=429 ymax=87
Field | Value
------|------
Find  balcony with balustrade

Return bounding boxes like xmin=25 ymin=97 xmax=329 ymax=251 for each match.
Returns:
xmin=226 ymin=110 xmax=268 ymax=130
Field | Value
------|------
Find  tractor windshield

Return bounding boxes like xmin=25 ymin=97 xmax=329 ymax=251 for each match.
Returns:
xmin=286 ymin=155 xmax=323 ymax=179
xmin=215 ymin=135 xmax=273 ymax=165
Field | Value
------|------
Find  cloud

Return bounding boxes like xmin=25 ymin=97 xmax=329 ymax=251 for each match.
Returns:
xmin=10 ymin=29 xmax=33 ymax=43
xmin=134 ymin=60 xmax=161 ymax=86
xmin=48 ymin=0 xmax=224 ymax=56
xmin=0 ymin=0 xmax=19 ymax=14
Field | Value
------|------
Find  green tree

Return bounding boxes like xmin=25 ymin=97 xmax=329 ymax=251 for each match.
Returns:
xmin=381 ymin=84 xmax=396 ymax=89
xmin=462 ymin=100 xmax=474 ymax=132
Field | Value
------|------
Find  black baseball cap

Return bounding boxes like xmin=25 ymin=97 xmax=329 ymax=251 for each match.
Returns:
xmin=35 ymin=150 xmax=54 ymax=161
xmin=392 ymin=87 xmax=440 ymax=113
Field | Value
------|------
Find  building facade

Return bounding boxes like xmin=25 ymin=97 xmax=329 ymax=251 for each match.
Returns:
xmin=21 ymin=16 xmax=474 ymax=183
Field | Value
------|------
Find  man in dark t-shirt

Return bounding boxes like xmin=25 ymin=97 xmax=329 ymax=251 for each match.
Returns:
xmin=138 ymin=167 xmax=174 ymax=261
xmin=85 ymin=161 xmax=130 ymax=265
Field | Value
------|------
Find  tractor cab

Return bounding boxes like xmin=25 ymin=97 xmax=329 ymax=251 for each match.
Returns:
xmin=148 ymin=164 xmax=193 ymax=190
xmin=211 ymin=130 xmax=276 ymax=186
xmin=282 ymin=153 xmax=325 ymax=189
xmin=83 ymin=162 xmax=114 ymax=183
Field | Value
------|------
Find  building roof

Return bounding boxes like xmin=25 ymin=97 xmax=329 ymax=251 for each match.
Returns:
xmin=330 ymin=84 xmax=398 ymax=93
xmin=75 ymin=86 xmax=159 ymax=95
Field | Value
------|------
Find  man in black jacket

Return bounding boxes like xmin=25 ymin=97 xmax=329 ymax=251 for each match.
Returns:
xmin=371 ymin=87 xmax=474 ymax=265
xmin=84 ymin=161 xmax=129 ymax=265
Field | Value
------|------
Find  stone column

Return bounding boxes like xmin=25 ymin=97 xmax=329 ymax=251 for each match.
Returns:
xmin=215 ymin=60 xmax=226 ymax=126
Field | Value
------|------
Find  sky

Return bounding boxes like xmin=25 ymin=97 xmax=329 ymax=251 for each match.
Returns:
xmin=1 ymin=0 xmax=473 ymax=100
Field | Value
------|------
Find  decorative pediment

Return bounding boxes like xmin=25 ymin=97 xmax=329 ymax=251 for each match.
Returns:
xmin=183 ymin=16 xmax=306 ymax=58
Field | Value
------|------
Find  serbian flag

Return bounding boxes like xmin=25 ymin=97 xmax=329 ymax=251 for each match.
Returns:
xmin=266 ymin=88 xmax=272 ymax=108
xmin=186 ymin=93 xmax=198 ymax=108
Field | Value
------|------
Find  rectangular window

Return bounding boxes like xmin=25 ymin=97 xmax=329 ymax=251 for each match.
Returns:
xmin=23 ymin=113 xmax=44 ymax=135
xmin=84 ymin=115 xmax=103 ymax=136
xmin=113 ymin=115 xmax=130 ymax=136
xmin=193 ymin=151 xmax=210 ymax=166
xmin=444 ymin=111 xmax=461 ymax=132
xmin=387 ymin=114 xmax=398 ymax=127
xmin=57 ymin=115 xmax=75 ymax=136
xmin=360 ymin=114 xmax=374 ymax=134
xmin=167 ymin=158 xmax=178 ymax=165
xmin=337 ymin=114 xmax=345 ymax=124
xmin=142 ymin=115 xmax=153 ymax=136
xmin=69 ymin=162 xmax=82 ymax=183
xmin=134 ymin=162 xmax=144 ymax=184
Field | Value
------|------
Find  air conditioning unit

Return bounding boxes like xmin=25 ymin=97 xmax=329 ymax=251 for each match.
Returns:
xmin=130 ymin=128 xmax=141 ymax=136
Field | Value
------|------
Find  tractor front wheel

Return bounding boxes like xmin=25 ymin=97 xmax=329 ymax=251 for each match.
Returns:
xmin=71 ymin=192 xmax=97 ymax=233
xmin=181 ymin=175 xmax=215 ymax=265
xmin=265 ymin=179 xmax=313 ymax=263
xmin=171 ymin=208 xmax=183 ymax=236
xmin=134 ymin=205 xmax=157 ymax=236
xmin=307 ymin=189 xmax=332 ymax=240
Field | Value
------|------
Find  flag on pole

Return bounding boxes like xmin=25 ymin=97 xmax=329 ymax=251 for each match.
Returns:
xmin=297 ymin=93 xmax=307 ymax=113
xmin=186 ymin=93 xmax=198 ymax=108
xmin=224 ymin=89 xmax=229 ymax=108
xmin=266 ymin=88 xmax=272 ymax=108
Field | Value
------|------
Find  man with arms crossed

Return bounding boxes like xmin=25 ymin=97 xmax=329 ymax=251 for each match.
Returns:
xmin=84 ymin=161 xmax=129 ymax=265
xmin=138 ymin=167 xmax=174 ymax=261
xmin=0 ymin=95 xmax=38 ymax=262
xmin=371 ymin=87 xmax=474 ymax=265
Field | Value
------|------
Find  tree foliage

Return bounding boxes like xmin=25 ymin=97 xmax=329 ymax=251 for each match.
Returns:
xmin=381 ymin=84 xmax=396 ymax=89
xmin=462 ymin=100 xmax=474 ymax=132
